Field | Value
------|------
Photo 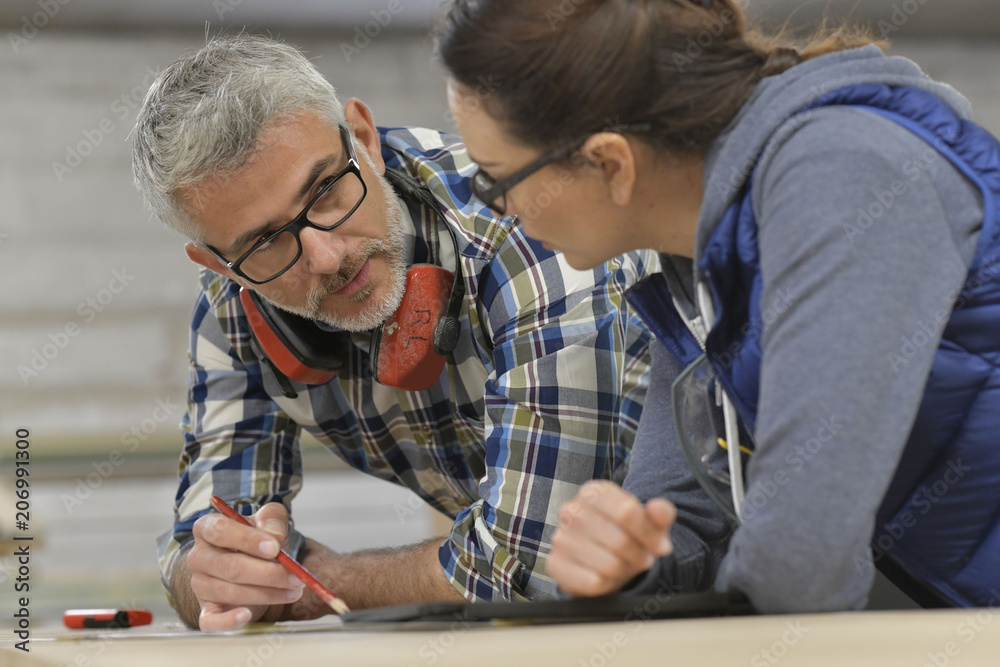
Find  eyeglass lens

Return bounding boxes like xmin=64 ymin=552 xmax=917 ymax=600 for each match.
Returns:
xmin=472 ymin=170 xmax=505 ymax=215
xmin=240 ymin=170 xmax=365 ymax=282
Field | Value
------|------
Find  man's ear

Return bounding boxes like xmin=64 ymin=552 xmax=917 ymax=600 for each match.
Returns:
xmin=344 ymin=98 xmax=385 ymax=174
xmin=579 ymin=133 xmax=637 ymax=207
xmin=185 ymin=242 xmax=238 ymax=280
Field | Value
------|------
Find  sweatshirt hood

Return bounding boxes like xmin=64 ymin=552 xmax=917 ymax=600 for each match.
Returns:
xmin=695 ymin=44 xmax=972 ymax=262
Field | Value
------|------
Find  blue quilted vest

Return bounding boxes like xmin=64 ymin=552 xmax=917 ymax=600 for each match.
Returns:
xmin=628 ymin=83 xmax=1000 ymax=607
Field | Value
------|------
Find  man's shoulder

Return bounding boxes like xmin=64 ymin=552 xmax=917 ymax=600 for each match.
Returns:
xmin=379 ymin=125 xmax=463 ymax=154
xmin=196 ymin=266 xmax=241 ymax=311
xmin=187 ymin=267 xmax=261 ymax=369
xmin=189 ymin=267 xmax=247 ymax=343
xmin=379 ymin=125 xmax=518 ymax=262
xmin=378 ymin=125 xmax=479 ymax=200
xmin=379 ymin=125 xmax=473 ymax=189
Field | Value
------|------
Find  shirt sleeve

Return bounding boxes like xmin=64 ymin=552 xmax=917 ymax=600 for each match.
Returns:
xmin=439 ymin=242 xmax=656 ymax=601
xmin=714 ymin=107 xmax=982 ymax=612
xmin=156 ymin=277 xmax=305 ymax=605
xmin=620 ymin=341 xmax=735 ymax=596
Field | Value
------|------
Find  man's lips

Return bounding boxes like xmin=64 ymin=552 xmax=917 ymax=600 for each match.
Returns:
xmin=334 ymin=258 xmax=371 ymax=296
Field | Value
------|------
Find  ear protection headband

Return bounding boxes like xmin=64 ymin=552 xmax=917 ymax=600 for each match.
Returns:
xmin=239 ymin=166 xmax=465 ymax=397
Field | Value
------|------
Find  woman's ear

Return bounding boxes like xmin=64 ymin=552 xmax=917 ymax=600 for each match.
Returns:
xmin=579 ymin=133 xmax=637 ymax=207
xmin=344 ymin=98 xmax=386 ymax=174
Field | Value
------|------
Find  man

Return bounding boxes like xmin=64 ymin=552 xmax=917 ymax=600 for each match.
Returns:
xmin=131 ymin=35 xmax=656 ymax=631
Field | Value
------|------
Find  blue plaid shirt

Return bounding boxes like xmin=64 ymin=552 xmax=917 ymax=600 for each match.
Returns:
xmin=158 ymin=126 xmax=657 ymax=603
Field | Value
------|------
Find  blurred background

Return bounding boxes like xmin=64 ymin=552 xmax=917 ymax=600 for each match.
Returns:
xmin=0 ymin=0 xmax=997 ymax=634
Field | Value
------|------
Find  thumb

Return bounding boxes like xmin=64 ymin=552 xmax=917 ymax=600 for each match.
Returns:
xmin=645 ymin=498 xmax=677 ymax=556
xmin=254 ymin=502 xmax=290 ymax=540
xmin=645 ymin=498 xmax=676 ymax=531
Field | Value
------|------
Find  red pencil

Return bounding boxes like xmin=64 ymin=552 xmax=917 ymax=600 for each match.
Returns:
xmin=209 ymin=495 xmax=350 ymax=615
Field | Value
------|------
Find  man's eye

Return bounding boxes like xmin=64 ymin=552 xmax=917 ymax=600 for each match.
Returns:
xmin=313 ymin=179 xmax=346 ymax=211
xmin=316 ymin=176 xmax=335 ymax=194
xmin=313 ymin=176 xmax=340 ymax=203
xmin=252 ymin=232 xmax=280 ymax=254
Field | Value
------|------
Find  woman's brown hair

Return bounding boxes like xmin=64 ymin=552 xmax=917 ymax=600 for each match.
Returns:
xmin=436 ymin=0 xmax=884 ymax=156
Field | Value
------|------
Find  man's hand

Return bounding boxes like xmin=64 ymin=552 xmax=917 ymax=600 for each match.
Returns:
xmin=171 ymin=502 xmax=465 ymax=631
xmin=548 ymin=480 xmax=676 ymax=597
xmin=186 ymin=502 xmax=304 ymax=631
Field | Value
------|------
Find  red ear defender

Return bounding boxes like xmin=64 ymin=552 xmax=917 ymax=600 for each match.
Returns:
xmin=239 ymin=287 xmax=343 ymax=385
xmin=370 ymin=264 xmax=454 ymax=391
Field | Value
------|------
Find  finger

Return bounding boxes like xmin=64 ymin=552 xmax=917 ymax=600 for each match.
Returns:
xmin=571 ymin=479 xmax=623 ymax=521
xmin=253 ymin=502 xmax=290 ymax=542
xmin=194 ymin=512 xmax=280 ymax=559
xmin=190 ymin=567 xmax=304 ymax=609
xmin=188 ymin=541 xmax=303 ymax=592
xmin=645 ymin=498 xmax=677 ymax=527
xmin=552 ymin=519 xmax=652 ymax=586
xmin=643 ymin=498 xmax=677 ymax=556
xmin=561 ymin=487 xmax=659 ymax=563
xmin=558 ymin=480 xmax=631 ymax=530
xmin=198 ymin=602 xmax=255 ymax=632
xmin=548 ymin=547 xmax=623 ymax=598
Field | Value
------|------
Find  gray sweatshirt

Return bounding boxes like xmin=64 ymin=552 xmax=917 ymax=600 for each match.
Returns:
xmin=624 ymin=45 xmax=984 ymax=612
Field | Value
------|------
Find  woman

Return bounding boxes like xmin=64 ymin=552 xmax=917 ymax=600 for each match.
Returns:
xmin=436 ymin=0 xmax=1000 ymax=612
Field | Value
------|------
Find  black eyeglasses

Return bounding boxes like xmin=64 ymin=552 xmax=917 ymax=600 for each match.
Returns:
xmin=206 ymin=125 xmax=368 ymax=285
xmin=471 ymin=123 xmax=651 ymax=216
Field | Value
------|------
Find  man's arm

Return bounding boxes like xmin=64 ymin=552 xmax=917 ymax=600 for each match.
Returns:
xmin=302 ymin=539 xmax=466 ymax=609
xmin=159 ymin=274 xmax=309 ymax=629
xmin=438 ymin=242 xmax=658 ymax=602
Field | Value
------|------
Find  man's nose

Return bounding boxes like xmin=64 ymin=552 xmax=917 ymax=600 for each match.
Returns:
xmin=297 ymin=225 xmax=347 ymax=275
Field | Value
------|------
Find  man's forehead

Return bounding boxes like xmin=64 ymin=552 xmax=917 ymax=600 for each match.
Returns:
xmin=179 ymin=114 xmax=340 ymax=205
xmin=265 ymin=110 xmax=341 ymax=147
xmin=176 ymin=117 xmax=346 ymax=247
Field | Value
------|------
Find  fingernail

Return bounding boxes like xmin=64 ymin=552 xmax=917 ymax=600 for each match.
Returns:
xmin=264 ymin=519 xmax=285 ymax=536
xmin=289 ymin=574 xmax=304 ymax=588
xmin=234 ymin=608 xmax=252 ymax=626
xmin=286 ymin=586 xmax=304 ymax=601
xmin=658 ymin=536 xmax=673 ymax=555
xmin=259 ymin=539 xmax=279 ymax=558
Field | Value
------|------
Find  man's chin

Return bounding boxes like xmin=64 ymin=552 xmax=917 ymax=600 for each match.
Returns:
xmin=313 ymin=290 xmax=385 ymax=332
xmin=267 ymin=275 xmax=405 ymax=333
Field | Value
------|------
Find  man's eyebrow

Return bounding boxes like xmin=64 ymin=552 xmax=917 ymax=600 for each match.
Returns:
xmin=296 ymin=153 xmax=340 ymax=201
xmin=224 ymin=153 xmax=340 ymax=257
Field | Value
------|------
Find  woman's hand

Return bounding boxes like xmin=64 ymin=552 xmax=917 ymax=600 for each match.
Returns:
xmin=549 ymin=480 xmax=676 ymax=597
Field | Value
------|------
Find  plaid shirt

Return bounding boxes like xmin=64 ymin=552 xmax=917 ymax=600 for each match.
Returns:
xmin=158 ymin=126 xmax=657 ymax=603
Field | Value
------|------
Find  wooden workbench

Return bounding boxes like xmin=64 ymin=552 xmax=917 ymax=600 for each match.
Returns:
xmin=3 ymin=608 xmax=1000 ymax=667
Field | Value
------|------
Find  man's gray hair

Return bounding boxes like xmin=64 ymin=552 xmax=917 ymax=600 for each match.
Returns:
xmin=132 ymin=34 xmax=346 ymax=240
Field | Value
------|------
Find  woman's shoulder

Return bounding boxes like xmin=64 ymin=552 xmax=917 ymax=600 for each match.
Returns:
xmin=756 ymin=105 xmax=940 ymax=189
xmin=753 ymin=105 xmax=982 ymax=259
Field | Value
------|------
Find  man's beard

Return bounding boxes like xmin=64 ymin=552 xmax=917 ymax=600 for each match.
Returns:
xmin=268 ymin=169 xmax=408 ymax=332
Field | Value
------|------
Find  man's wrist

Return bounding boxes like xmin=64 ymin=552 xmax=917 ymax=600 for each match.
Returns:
xmin=168 ymin=544 xmax=202 ymax=629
